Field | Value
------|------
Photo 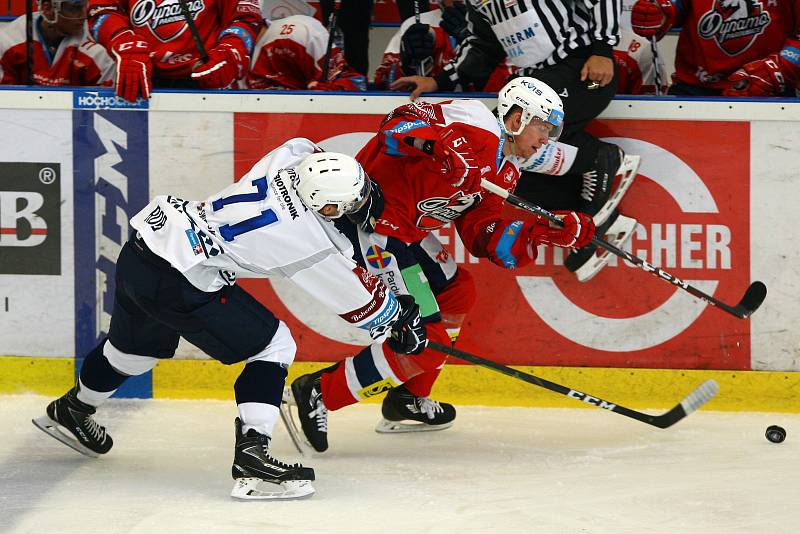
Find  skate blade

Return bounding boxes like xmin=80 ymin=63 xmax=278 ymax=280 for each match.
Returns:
xmin=278 ymin=388 xmax=312 ymax=456
xmin=593 ymin=154 xmax=640 ymax=227
xmin=574 ymin=214 xmax=638 ymax=283
xmin=31 ymin=415 xmax=99 ymax=458
xmin=231 ymin=477 xmax=315 ymax=500
xmin=375 ymin=418 xmax=454 ymax=434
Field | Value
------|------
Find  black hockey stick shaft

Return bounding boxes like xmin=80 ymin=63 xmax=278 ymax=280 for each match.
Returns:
xmin=413 ymin=0 xmax=432 ymax=76
xmin=25 ymin=0 xmax=33 ymax=85
xmin=480 ymin=179 xmax=767 ymax=319
xmin=650 ymin=36 xmax=662 ymax=96
xmin=429 ymin=341 xmax=719 ymax=429
xmin=321 ymin=2 xmax=339 ymax=83
xmin=178 ymin=0 xmax=209 ymax=63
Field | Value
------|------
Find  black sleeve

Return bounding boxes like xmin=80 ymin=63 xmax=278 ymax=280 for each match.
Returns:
xmin=433 ymin=2 xmax=507 ymax=91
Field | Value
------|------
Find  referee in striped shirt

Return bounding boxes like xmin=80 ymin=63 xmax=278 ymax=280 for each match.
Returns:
xmin=394 ymin=0 xmax=625 ymax=216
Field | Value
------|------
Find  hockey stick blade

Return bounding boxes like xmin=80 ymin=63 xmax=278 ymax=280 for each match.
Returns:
xmin=429 ymin=342 xmax=719 ymax=429
xmin=480 ymin=178 xmax=767 ymax=319
xmin=732 ymin=281 xmax=767 ymax=318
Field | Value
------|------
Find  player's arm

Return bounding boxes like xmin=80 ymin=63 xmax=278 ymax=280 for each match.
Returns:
xmin=89 ymin=0 xmax=152 ymax=101
xmin=456 ymin=193 xmax=595 ymax=270
xmin=288 ymin=254 xmax=427 ymax=354
xmin=191 ymin=0 xmax=262 ymax=89
xmin=723 ymin=31 xmax=800 ymax=97
xmin=432 ymin=3 xmax=505 ymax=92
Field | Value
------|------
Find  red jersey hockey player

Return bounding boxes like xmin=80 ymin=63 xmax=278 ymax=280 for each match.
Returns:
xmin=246 ymin=14 xmax=366 ymax=91
xmin=0 ymin=0 xmax=114 ymax=86
xmin=283 ymin=77 xmax=595 ymax=453
xmin=613 ymin=0 xmax=668 ymax=94
xmin=631 ymin=0 xmax=800 ymax=95
xmin=373 ymin=4 xmax=516 ymax=91
xmin=88 ymin=0 xmax=263 ymax=101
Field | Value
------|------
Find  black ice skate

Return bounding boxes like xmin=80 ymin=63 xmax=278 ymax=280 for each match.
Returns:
xmin=31 ymin=386 xmax=113 ymax=458
xmin=230 ymin=418 xmax=315 ymax=500
xmin=579 ymin=142 xmax=640 ymax=228
xmin=282 ymin=371 xmax=329 ymax=453
xmin=375 ymin=385 xmax=456 ymax=433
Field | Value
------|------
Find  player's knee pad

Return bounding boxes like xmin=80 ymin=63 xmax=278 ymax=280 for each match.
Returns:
xmin=245 ymin=321 xmax=296 ymax=367
xmin=103 ymin=339 xmax=160 ymax=376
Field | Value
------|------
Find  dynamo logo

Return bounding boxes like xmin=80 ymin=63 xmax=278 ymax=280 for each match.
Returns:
xmin=73 ymin=90 xmax=149 ymax=110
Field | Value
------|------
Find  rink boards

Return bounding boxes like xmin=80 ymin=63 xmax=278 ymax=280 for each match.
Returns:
xmin=0 ymin=89 xmax=798 ymax=410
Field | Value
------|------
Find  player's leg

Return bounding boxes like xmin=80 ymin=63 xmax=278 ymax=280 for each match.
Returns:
xmin=174 ymin=284 xmax=315 ymax=499
xmin=33 ymin=240 xmax=175 ymax=457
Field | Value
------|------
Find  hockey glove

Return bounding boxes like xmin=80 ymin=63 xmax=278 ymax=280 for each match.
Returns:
xmin=110 ymin=30 xmax=152 ymax=102
xmin=486 ymin=212 xmax=595 ymax=270
xmin=400 ymin=23 xmax=435 ymax=76
xmin=431 ymin=128 xmax=481 ymax=189
xmin=191 ymin=38 xmax=249 ymax=89
xmin=374 ymin=53 xmax=403 ymax=89
xmin=387 ymin=295 xmax=428 ymax=355
xmin=346 ymin=179 xmax=384 ymax=233
xmin=723 ymin=54 xmax=786 ymax=96
xmin=631 ymin=0 xmax=676 ymax=40
xmin=439 ymin=3 xmax=469 ymax=44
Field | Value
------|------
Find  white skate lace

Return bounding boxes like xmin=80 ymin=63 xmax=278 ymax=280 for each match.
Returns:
xmin=418 ymin=397 xmax=444 ymax=420
xmin=83 ymin=416 xmax=105 ymax=441
xmin=580 ymin=170 xmax=598 ymax=202
xmin=309 ymin=390 xmax=328 ymax=433
xmin=263 ymin=447 xmax=302 ymax=469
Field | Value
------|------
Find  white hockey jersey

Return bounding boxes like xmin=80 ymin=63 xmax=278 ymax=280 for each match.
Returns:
xmin=130 ymin=137 xmax=399 ymax=337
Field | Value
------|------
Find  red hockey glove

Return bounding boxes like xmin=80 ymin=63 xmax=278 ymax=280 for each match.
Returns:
xmin=431 ymin=128 xmax=480 ymax=189
xmin=723 ymin=54 xmax=786 ymax=96
xmin=531 ymin=211 xmax=595 ymax=249
xmin=631 ymin=0 xmax=676 ymax=40
xmin=191 ymin=38 xmax=249 ymax=89
xmin=374 ymin=53 xmax=403 ymax=89
xmin=110 ymin=30 xmax=152 ymax=102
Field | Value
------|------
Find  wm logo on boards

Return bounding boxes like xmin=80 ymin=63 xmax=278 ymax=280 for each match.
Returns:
xmin=0 ymin=162 xmax=61 ymax=274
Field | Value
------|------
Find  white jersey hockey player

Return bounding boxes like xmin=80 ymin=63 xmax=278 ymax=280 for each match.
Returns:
xmin=32 ymin=138 xmax=427 ymax=500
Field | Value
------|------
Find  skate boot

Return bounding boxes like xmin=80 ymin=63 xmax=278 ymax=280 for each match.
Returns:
xmin=375 ymin=384 xmax=456 ymax=433
xmin=230 ymin=418 xmax=315 ymax=500
xmin=31 ymin=386 xmax=113 ymax=458
xmin=565 ymin=209 xmax=638 ymax=282
xmin=579 ymin=142 xmax=640 ymax=227
xmin=287 ymin=371 xmax=329 ymax=453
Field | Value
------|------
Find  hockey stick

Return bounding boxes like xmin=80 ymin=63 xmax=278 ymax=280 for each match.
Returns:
xmin=25 ymin=0 xmax=33 ymax=85
xmin=320 ymin=1 xmax=339 ymax=83
xmin=481 ymin=178 xmax=767 ymax=318
xmin=650 ymin=36 xmax=663 ymax=96
xmin=429 ymin=341 xmax=719 ymax=429
xmin=177 ymin=0 xmax=209 ymax=63
xmin=413 ymin=0 xmax=432 ymax=76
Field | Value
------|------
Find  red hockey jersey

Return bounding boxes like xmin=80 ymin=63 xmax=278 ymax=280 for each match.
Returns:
xmin=1 ymin=14 xmax=114 ymax=86
xmin=88 ymin=0 xmax=262 ymax=78
xmin=673 ymin=0 xmax=800 ymax=89
xmin=246 ymin=15 xmax=366 ymax=91
xmin=356 ymin=99 xmax=523 ymax=259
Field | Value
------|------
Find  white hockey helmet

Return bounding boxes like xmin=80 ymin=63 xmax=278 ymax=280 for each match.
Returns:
xmin=40 ymin=0 xmax=87 ymax=22
xmin=294 ymin=152 xmax=371 ymax=218
xmin=497 ymin=76 xmax=564 ymax=139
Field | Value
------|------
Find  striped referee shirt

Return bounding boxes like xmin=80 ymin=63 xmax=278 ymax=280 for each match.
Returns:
xmin=434 ymin=0 xmax=621 ymax=91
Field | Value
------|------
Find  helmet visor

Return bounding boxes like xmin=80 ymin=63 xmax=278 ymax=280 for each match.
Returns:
xmin=336 ymin=174 xmax=372 ymax=217
xmin=545 ymin=108 xmax=564 ymax=139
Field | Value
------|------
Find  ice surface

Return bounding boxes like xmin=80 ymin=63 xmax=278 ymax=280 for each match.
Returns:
xmin=2 ymin=395 xmax=798 ymax=533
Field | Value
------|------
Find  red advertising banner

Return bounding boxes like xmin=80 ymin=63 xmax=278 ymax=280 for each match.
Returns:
xmin=234 ymin=113 xmax=752 ymax=370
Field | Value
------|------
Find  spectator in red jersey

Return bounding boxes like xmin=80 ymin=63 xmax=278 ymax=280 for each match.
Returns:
xmin=88 ymin=0 xmax=263 ymax=101
xmin=373 ymin=2 xmax=516 ymax=91
xmin=0 ymin=0 xmax=114 ymax=86
xmin=245 ymin=14 xmax=366 ymax=91
xmin=631 ymin=0 xmax=800 ymax=96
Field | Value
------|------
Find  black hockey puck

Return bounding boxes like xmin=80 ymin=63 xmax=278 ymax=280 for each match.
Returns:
xmin=766 ymin=425 xmax=786 ymax=443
